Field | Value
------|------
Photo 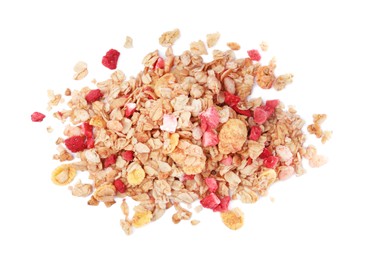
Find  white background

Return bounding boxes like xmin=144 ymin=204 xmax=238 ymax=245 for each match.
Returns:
xmin=1 ymin=0 xmax=372 ymax=259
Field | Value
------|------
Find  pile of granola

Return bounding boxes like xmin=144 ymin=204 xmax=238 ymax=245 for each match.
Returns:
xmin=33 ymin=29 xmax=330 ymax=233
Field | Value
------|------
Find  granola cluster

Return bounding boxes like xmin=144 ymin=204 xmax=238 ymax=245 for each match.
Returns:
xmin=36 ymin=30 xmax=330 ymax=234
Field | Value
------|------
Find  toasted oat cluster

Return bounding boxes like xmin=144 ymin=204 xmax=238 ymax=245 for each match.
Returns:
xmin=38 ymin=30 xmax=330 ymax=234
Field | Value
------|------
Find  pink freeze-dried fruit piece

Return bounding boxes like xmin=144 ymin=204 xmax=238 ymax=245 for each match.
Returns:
xmin=31 ymin=112 xmax=46 ymax=122
xmin=81 ymin=122 xmax=93 ymax=138
xmin=249 ymin=125 xmax=262 ymax=141
xmin=202 ymin=129 xmax=219 ymax=147
xmin=266 ymin=99 xmax=279 ymax=109
xmin=247 ymin=49 xmax=261 ymax=61
xmin=154 ymin=57 xmax=165 ymax=69
xmin=200 ymin=106 xmax=220 ymax=132
xmin=213 ymin=195 xmax=231 ymax=212
xmin=65 ymin=135 xmax=87 ymax=153
xmin=125 ymin=103 xmax=136 ymax=118
xmin=85 ymin=89 xmax=103 ymax=103
xmin=86 ymin=137 xmax=95 ymax=149
xmin=232 ymin=105 xmax=251 ymax=117
xmin=183 ymin=174 xmax=195 ymax=181
xmin=205 ymin=178 xmax=218 ymax=193
xmin=254 ymin=106 xmax=269 ymax=124
xmin=113 ymin=179 xmax=126 ymax=193
xmin=121 ymin=151 xmax=134 ymax=162
xmin=104 ymin=154 xmax=117 ymax=168
xmin=200 ymin=193 xmax=221 ymax=209
xmin=102 ymin=49 xmax=120 ymax=70
xmin=160 ymin=114 xmax=177 ymax=133
xmin=260 ymin=148 xmax=272 ymax=159
xmin=220 ymin=156 xmax=233 ymax=166
xmin=263 ymin=156 xmax=279 ymax=168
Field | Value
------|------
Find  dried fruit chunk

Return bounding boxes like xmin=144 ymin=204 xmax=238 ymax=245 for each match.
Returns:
xmin=113 ymin=179 xmax=126 ymax=193
xmin=200 ymin=106 xmax=220 ymax=132
xmin=218 ymin=119 xmax=247 ymax=154
xmin=200 ymin=193 xmax=220 ymax=209
xmin=122 ymin=150 xmax=134 ymax=161
xmin=51 ymin=165 xmax=76 ymax=186
xmin=160 ymin=114 xmax=177 ymax=133
xmin=102 ymin=49 xmax=120 ymax=70
xmin=132 ymin=210 xmax=152 ymax=228
xmin=213 ymin=195 xmax=230 ymax=212
xmin=202 ymin=129 xmax=219 ymax=147
xmin=247 ymin=49 xmax=261 ymax=61
xmin=85 ymin=89 xmax=103 ymax=103
xmin=205 ymin=178 xmax=218 ymax=192
xmin=263 ymin=156 xmax=279 ymax=168
xmin=127 ymin=168 xmax=146 ymax=185
xmin=221 ymin=208 xmax=244 ymax=230
xmin=104 ymin=154 xmax=117 ymax=168
xmin=249 ymin=126 xmax=262 ymax=141
xmin=253 ymin=107 xmax=268 ymax=124
xmin=31 ymin=112 xmax=46 ymax=122
xmin=65 ymin=135 xmax=87 ymax=153
xmin=159 ymin=29 xmax=180 ymax=47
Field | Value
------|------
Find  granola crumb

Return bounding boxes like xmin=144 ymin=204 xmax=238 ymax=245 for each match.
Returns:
xmin=270 ymin=196 xmax=275 ymax=203
xmin=124 ymin=36 xmax=133 ymax=48
xmin=260 ymin=41 xmax=268 ymax=51
xmin=159 ymin=29 xmax=180 ymax=47
xmin=46 ymin=126 xmax=53 ymax=133
xmin=227 ymin=42 xmax=241 ymax=50
xmin=73 ymin=61 xmax=88 ymax=80
xmin=191 ymin=219 xmax=200 ymax=226
xmin=190 ymin=40 xmax=208 ymax=55
xmin=206 ymin=32 xmax=220 ymax=48
xmin=64 ymin=88 xmax=71 ymax=96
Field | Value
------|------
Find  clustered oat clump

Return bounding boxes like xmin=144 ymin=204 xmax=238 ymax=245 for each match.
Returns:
xmin=35 ymin=29 xmax=330 ymax=234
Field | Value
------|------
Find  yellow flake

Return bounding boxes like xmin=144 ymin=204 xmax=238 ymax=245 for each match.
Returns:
xmin=221 ymin=208 xmax=244 ymax=230
xmin=127 ymin=168 xmax=145 ymax=186
xmin=132 ymin=210 xmax=152 ymax=228
xmin=51 ymin=165 xmax=76 ymax=186
xmin=89 ymin=116 xmax=106 ymax=128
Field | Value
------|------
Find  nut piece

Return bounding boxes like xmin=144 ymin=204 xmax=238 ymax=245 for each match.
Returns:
xmin=51 ymin=165 xmax=76 ymax=186
xmin=221 ymin=208 xmax=244 ymax=230
xmin=127 ymin=168 xmax=146 ymax=185
xmin=132 ymin=210 xmax=152 ymax=228
xmin=159 ymin=29 xmax=180 ymax=47
xmin=218 ymin=119 xmax=247 ymax=154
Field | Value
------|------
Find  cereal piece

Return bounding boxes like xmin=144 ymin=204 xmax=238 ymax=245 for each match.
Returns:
xmin=313 ymin=114 xmax=327 ymax=125
xmin=124 ymin=36 xmax=133 ymax=48
xmin=132 ymin=210 xmax=152 ymax=228
xmin=93 ymin=184 xmax=116 ymax=203
xmin=278 ymin=166 xmax=295 ymax=180
xmin=227 ymin=42 xmax=241 ymax=50
xmin=321 ymin=130 xmax=332 ymax=144
xmin=206 ymin=32 xmax=220 ymax=48
xmin=51 ymin=164 xmax=76 ymax=186
xmin=120 ymin=199 xmax=129 ymax=217
xmin=127 ymin=168 xmax=146 ymax=185
xmin=221 ymin=208 xmax=244 ymax=230
xmin=260 ymin=41 xmax=268 ymax=51
xmin=218 ymin=119 xmax=247 ymax=154
xmin=64 ymin=88 xmax=71 ymax=96
xmin=163 ymin=133 xmax=179 ymax=154
xmin=120 ymin=219 xmax=132 ymax=235
xmin=31 ymin=112 xmax=45 ymax=122
xmin=160 ymin=114 xmax=177 ymax=133
xmin=73 ymin=61 xmax=88 ymax=80
xmin=256 ymin=66 xmax=275 ymax=89
xmin=190 ymin=40 xmax=208 ymax=55
xmin=191 ymin=220 xmax=200 ymax=225
xmin=69 ymin=180 xmax=92 ymax=197
xmin=159 ymin=29 xmax=180 ymax=47
xmin=309 ymin=154 xmax=328 ymax=168
xmin=307 ymin=123 xmax=323 ymax=138
xmin=273 ymin=74 xmax=293 ymax=91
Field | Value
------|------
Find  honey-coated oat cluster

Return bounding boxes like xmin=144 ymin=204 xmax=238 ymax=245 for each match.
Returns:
xmin=32 ymin=29 xmax=330 ymax=233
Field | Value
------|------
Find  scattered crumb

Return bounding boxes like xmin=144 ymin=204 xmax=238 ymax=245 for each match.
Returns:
xmin=191 ymin=219 xmax=200 ymax=226
xmin=206 ymin=32 xmax=220 ymax=48
xmin=124 ymin=36 xmax=133 ymax=48
xmin=227 ymin=42 xmax=241 ymax=50
xmin=260 ymin=41 xmax=268 ymax=51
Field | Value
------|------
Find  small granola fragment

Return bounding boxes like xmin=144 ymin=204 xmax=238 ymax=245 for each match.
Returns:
xmin=159 ymin=29 xmax=180 ymax=47
xmin=227 ymin=42 xmax=241 ymax=50
xmin=190 ymin=40 xmax=208 ymax=55
xmin=206 ymin=32 xmax=220 ymax=48
xmin=273 ymin=74 xmax=293 ymax=91
xmin=218 ymin=119 xmax=247 ymax=154
xmin=132 ymin=210 xmax=152 ymax=228
xmin=73 ymin=61 xmax=88 ymax=80
xmin=221 ymin=208 xmax=244 ymax=230
xmin=191 ymin=220 xmax=200 ymax=226
xmin=127 ymin=168 xmax=146 ymax=186
xmin=260 ymin=41 xmax=268 ymax=51
xmin=124 ymin=36 xmax=133 ymax=48
xmin=69 ymin=180 xmax=92 ymax=197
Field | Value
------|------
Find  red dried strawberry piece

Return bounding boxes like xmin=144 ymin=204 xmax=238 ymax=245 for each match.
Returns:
xmin=85 ymin=89 xmax=103 ymax=103
xmin=205 ymin=178 xmax=218 ymax=193
xmin=259 ymin=148 xmax=272 ymax=159
xmin=263 ymin=156 xmax=279 ymax=168
xmin=183 ymin=174 xmax=195 ymax=181
xmin=224 ymin=91 xmax=240 ymax=107
xmin=220 ymin=156 xmax=233 ymax=166
xmin=113 ymin=179 xmax=126 ymax=193
xmin=200 ymin=106 xmax=220 ymax=132
xmin=202 ymin=129 xmax=219 ymax=147
xmin=104 ymin=154 xmax=117 ymax=168
xmin=31 ymin=112 xmax=46 ymax=122
xmin=102 ymin=49 xmax=120 ymax=70
xmin=254 ymin=107 xmax=269 ymax=124
xmin=86 ymin=137 xmax=95 ymax=149
xmin=246 ymin=157 xmax=253 ymax=166
xmin=247 ymin=49 xmax=261 ymax=61
xmin=125 ymin=103 xmax=136 ymax=118
xmin=213 ymin=195 xmax=231 ymax=212
xmin=121 ymin=150 xmax=134 ymax=162
xmin=81 ymin=122 xmax=93 ymax=138
xmin=154 ymin=57 xmax=165 ymax=69
xmin=232 ymin=105 xmax=251 ymax=117
xmin=249 ymin=125 xmax=262 ymax=141
xmin=266 ymin=99 xmax=279 ymax=109
xmin=200 ymin=193 xmax=221 ymax=209
xmin=65 ymin=135 xmax=87 ymax=153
